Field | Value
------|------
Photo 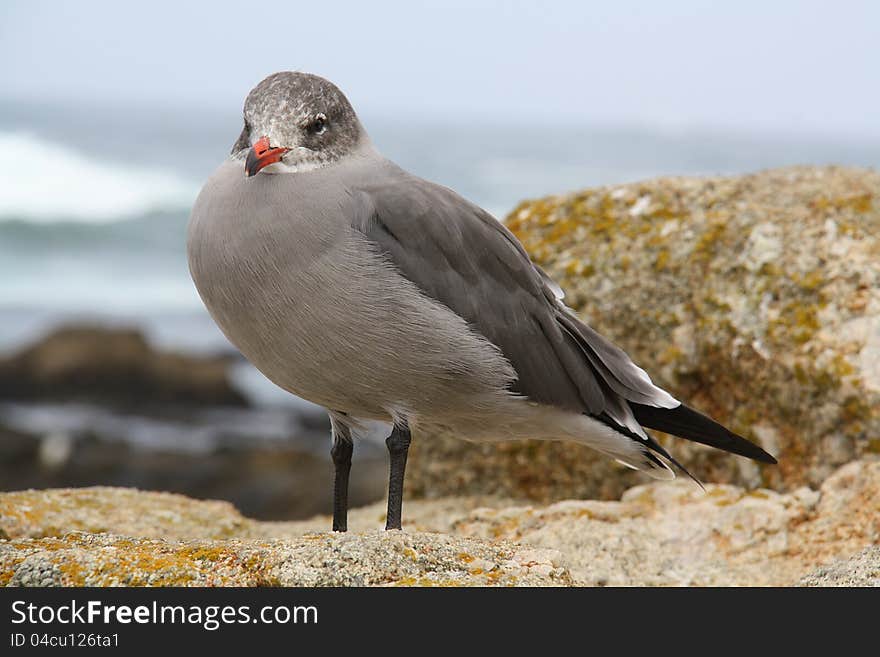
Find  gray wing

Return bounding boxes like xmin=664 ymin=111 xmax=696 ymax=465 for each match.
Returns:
xmin=350 ymin=171 xmax=677 ymax=423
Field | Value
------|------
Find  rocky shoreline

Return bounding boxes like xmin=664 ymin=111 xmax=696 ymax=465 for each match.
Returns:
xmin=0 ymin=325 xmax=245 ymax=407
xmin=1 ymin=458 xmax=876 ymax=586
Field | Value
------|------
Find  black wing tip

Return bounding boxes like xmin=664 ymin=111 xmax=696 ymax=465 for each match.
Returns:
xmin=753 ymin=450 xmax=778 ymax=465
xmin=723 ymin=433 xmax=778 ymax=464
xmin=723 ymin=437 xmax=778 ymax=464
xmin=631 ymin=402 xmax=779 ymax=466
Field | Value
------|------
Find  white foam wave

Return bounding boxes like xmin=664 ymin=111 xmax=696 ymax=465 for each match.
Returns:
xmin=0 ymin=132 xmax=199 ymax=223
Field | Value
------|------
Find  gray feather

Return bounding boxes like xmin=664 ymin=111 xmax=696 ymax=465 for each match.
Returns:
xmin=350 ymin=168 xmax=673 ymax=419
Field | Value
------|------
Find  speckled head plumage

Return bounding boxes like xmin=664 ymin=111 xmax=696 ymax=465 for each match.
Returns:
xmin=232 ymin=72 xmax=367 ymax=173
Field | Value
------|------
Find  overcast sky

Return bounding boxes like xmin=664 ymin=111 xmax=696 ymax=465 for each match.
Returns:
xmin=2 ymin=1 xmax=878 ymax=138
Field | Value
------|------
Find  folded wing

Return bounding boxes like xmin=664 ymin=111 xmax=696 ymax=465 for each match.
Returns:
xmin=350 ymin=169 xmax=775 ymax=466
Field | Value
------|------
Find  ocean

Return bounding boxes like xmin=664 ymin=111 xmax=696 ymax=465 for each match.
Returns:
xmin=2 ymin=97 xmax=880 ymax=404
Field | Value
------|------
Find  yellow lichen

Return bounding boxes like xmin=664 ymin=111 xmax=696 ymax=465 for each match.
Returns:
xmin=654 ymin=250 xmax=670 ymax=271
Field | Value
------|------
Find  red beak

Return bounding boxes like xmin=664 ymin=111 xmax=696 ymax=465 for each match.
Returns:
xmin=245 ymin=136 xmax=289 ymax=177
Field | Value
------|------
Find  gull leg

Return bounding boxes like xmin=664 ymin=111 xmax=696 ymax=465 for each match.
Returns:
xmin=330 ymin=420 xmax=353 ymax=532
xmin=385 ymin=423 xmax=412 ymax=530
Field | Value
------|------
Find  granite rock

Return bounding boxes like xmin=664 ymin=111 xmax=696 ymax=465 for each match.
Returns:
xmin=2 ymin=458 xmax=876 ymax=586
xmin=799 ymin=546 xmax=879 ymax=586
xmin=0 ymin=325 xmax=246 ymax=406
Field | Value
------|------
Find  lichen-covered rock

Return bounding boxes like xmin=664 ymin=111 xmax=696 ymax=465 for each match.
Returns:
xmin=0 ymin=487 xmax=569 ymax=586
xmin=407 ymin=166 xmax=880 ymax=502
xmin=1 ymin=458 xmax=876 ymax=586
xmin=0 ymin=325 xmax=246 ymax=406
xmin=444 ymin=458 xmax=879 ymax=586
xmin=1 ymin=531 xmax=569 ymax=587
xmin=799 ymin=546 xmax=880 ymax=587
xmin=0 ymin=488 xmax=250 ymax=541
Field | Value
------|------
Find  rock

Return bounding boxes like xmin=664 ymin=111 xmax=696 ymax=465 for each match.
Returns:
xmin=442 ymin=458 xmax=879 ymax=586
xmin=0 ymin=491 xmax=569 ymax=587
xmin=407 ymin=166 xmax=880 ymax=502
xmin=0 ymin=486 xmax=509 ymax=542
xmin=405 ymin=435 xmax=643 ymax=505
xmin=0 ymin=325 xmax=246 ymax=406
xmin=1 ymin=458 xmax=876 ymax=586
xmin=2 ymin=531 xmax=570 ymax=587
xmin=0 ymin=488 xmax=250 ymax=541
xmin=799 ymin=546 xmax=880 ymax=587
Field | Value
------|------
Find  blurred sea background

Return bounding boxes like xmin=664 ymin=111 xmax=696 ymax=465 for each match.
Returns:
xmin=2 ymin=0 xmax=879 ymax=518
xmin=5 ymin=102 xmax=880 ymax=357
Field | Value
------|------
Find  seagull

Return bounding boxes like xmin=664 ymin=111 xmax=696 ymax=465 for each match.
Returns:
xmin=187 ymin=72 xmax=776 ymax=531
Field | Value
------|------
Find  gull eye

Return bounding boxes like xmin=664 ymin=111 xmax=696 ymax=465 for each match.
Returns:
xmin=308 ymin=113 xmax=328 ymax=135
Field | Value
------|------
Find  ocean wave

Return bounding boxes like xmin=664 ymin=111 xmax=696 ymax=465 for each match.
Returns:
xmin=0 ymin=132 xmax=199 ymax=223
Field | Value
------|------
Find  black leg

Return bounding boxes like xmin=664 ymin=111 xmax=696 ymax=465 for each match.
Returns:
xmin=385 ymin=423 xmax=412 ymax=530
xmin=330 ymin=423 xmax=353 ymax=532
